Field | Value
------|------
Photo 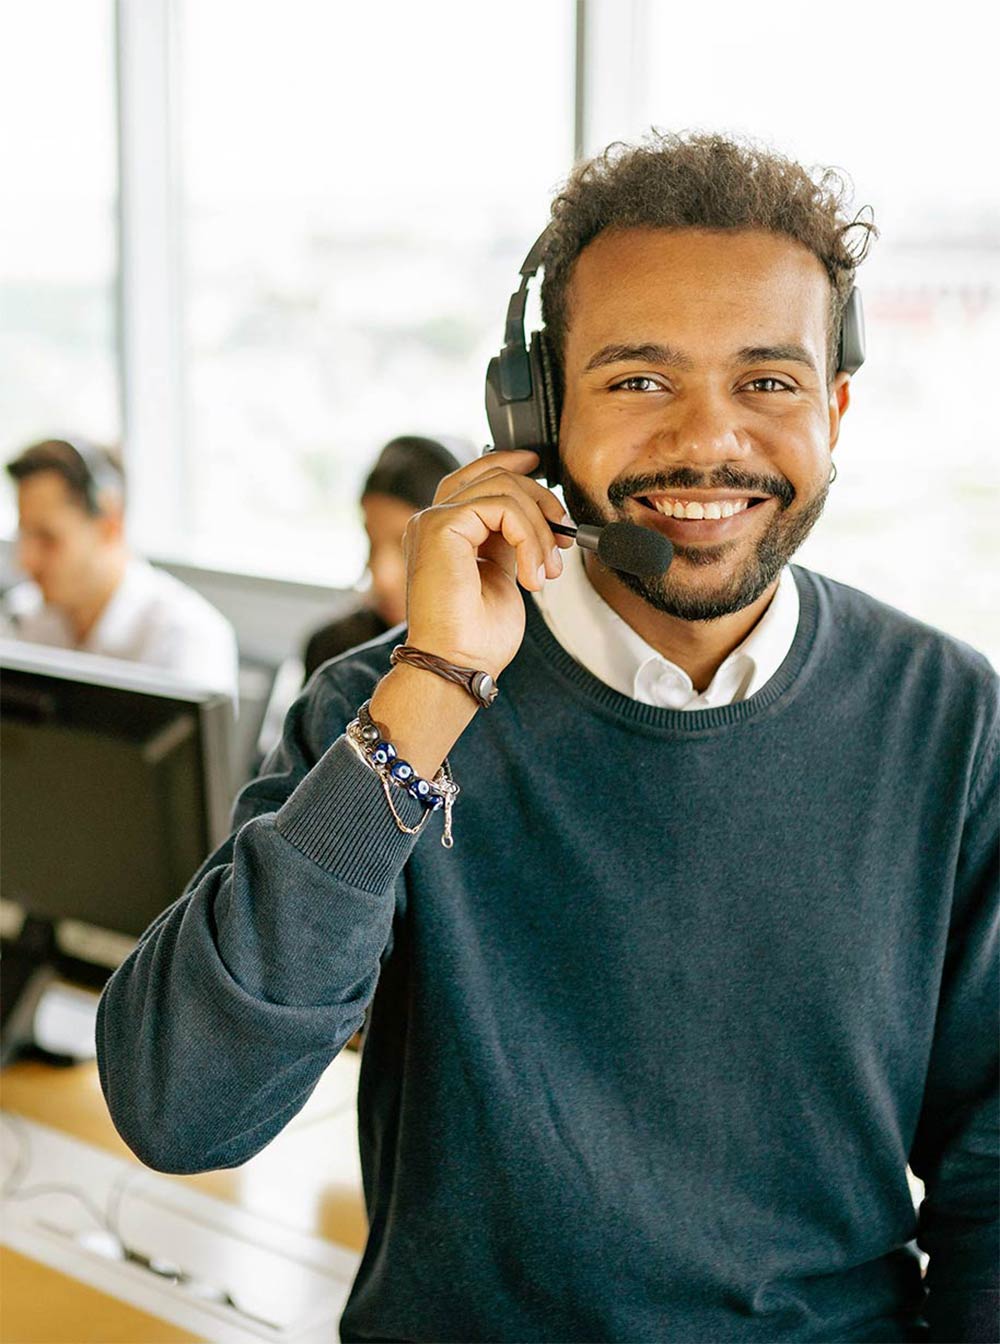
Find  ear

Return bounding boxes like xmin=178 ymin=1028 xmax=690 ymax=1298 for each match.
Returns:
xmin=828 ymin=372 xmax=851 ymax=451
xmin=95 ymin=498 xmax=125 ymax=545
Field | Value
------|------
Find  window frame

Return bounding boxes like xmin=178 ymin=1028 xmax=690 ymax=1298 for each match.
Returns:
xmin=115 ymin=0 xmax=601 ymax=578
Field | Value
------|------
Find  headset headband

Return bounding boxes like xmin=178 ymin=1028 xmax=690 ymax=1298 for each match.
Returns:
xmin=60 ymin=437 xmax=123 ymax=514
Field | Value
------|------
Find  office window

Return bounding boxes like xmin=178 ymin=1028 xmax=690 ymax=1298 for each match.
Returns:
xmin=584 ymin=0 xmax=999 ymax=666
xmin=0 ymin=1 xmax=120 ymax=532
xmin=176 ymin=0 xmax=575 ymax=585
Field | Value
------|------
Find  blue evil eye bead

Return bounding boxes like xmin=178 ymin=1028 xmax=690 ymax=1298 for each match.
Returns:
xmin=372 ymin=740 xmax=397 ymax=766
xmin=407 ymin=776 xmax=432 ymax=802
xmin=390 ymin=759 xmax=414 ymax=783
xmin=423 ymin=792 xmax=444 ymax=811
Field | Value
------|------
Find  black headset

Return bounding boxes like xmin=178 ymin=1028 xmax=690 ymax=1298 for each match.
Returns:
xmin=59 ymin=436 xmax=124 ymax=514
xmin=485 ymin=228 xmax=866 ymax=487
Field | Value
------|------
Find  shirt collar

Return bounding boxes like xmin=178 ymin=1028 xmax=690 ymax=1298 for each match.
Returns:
xmin=83 ymin=557 xmax=157 ymax=654
xmin=533 ymin=547 xmax=799 ymax=709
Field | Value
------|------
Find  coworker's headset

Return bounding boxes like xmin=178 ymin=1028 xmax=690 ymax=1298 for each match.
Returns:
xmin=58 ymin=436 xmax=123 ymax=514
xmin=485 ymin=227 xmax=866 ymax=488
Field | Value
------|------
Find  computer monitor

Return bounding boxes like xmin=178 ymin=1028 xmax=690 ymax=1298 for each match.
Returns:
xmin=1 ymin=640 xmax=234 ymax=1059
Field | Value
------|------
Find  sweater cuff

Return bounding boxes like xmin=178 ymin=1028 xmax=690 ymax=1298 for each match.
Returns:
xmin=926 ymin=1289 xmax=1000 ymax=1343
xmin=275 ymin=734 xmax=425 ymax=892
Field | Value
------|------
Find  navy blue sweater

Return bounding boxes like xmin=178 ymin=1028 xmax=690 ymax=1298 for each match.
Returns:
xmin=97 ymin=567 xmax=999 ymax=1343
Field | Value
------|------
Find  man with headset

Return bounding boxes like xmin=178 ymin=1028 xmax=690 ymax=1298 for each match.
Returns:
xmin=3 ymin=437 xmax=238 ymax=699
xmin=97 ymin=133 xmax=998 ymax=1343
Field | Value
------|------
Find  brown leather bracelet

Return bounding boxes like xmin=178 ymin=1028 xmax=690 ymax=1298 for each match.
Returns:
xmin=389 ymin=645 xmax=499 ymax=708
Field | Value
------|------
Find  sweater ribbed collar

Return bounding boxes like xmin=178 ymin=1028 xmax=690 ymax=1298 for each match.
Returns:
xmin=519 ymin=564 xmax=821 ymax=734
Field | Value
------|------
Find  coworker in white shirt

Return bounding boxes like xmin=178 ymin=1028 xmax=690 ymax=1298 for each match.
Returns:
xmin=4 ymin=438 xmax=238 ymax=701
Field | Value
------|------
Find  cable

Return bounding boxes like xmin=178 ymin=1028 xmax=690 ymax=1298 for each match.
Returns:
xmin=2 ymin=1112 xmax=113 ymax=1231
xmin=0 ymin=1113 xmax=280 ymax=1329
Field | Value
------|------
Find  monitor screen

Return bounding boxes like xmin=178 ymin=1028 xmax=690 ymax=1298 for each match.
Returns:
xmin=1 ymin=641 xmax=233 ymax=945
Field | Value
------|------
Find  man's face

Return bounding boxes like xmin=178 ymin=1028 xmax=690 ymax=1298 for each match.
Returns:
xmin=557 ymin=227 xmax=850 ymax=621
xmin=15 ymin=471 xmax=110 ymax=609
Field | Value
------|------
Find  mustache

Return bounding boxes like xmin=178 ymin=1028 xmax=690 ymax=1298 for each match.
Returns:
xmin=608 ymin=464 xmax=795 ymax=511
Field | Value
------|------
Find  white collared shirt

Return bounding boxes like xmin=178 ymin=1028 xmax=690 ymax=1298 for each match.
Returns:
xmin=3 ymin=557 xmax=239 ymax=702
xmin=532 ymin=548 xmax=799 ymax=710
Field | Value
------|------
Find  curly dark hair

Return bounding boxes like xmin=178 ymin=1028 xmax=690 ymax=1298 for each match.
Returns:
xmin=540 ymin=130 xmax=877 ymax=385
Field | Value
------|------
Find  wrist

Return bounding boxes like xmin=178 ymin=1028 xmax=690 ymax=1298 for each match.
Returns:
xmin=369 ymin=663 xmax=477 ymax=779
xmin=390 ymin=645 xmax=499 ymax=709
xmin=403 ymin=626 xmax=509 ymax=683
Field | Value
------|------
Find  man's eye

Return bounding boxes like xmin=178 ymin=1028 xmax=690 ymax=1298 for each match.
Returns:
xmin=610 ymin=376 xmax=664 ymax=393
xmin=743 ymin=377 xmax=794 ymax=393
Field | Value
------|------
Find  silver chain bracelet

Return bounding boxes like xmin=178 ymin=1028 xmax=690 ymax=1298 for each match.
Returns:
xmin=345 ymin=712 xmax=460 ymax=848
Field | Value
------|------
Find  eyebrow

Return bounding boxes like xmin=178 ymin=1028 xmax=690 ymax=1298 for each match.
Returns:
xmin=584 ymin=343 xmax=692 ymax=372
xmin=735 ymin=344 xmax=818 ymax=374
xmin=583 ymin=341 xmax=819 ymax=376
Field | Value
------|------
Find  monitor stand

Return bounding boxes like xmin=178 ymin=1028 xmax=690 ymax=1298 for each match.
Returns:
xmin=1 ymin=915 xmax=71 ymax=1067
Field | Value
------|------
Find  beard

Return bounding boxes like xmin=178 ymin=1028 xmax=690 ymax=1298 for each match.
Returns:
xmin=559 ymin=460 xmax=829 ymax=622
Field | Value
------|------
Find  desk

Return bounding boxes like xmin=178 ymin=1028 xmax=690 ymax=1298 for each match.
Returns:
xmin=1 ymin=1046 xmax=367 ymax=1343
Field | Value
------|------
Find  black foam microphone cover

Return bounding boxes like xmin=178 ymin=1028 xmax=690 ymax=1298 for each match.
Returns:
xmin=596 ymin=522 xmax=673 ymax=577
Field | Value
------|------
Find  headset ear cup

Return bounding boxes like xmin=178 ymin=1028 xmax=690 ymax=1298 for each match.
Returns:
xmin=530 ymin=330 xmax=561 ymax=485
xmin=837 ymin=287 xmax=866 ymax=375
xmin=484 ymin=353 xmax=547 ymax=472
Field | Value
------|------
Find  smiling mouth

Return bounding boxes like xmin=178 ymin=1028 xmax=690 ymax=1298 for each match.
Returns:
xmin=635 ymin=494 xmax=771 ymax=521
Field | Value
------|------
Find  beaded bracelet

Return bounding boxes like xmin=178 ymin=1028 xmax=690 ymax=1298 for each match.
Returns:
xmin=345 ymin=701 xmax=460 ymax=848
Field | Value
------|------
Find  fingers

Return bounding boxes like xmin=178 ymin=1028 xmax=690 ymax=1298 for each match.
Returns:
xmin=438 ymin=453 xmax=573 ymax=547
xmin=433 ymin=449 xmax=541 ymax=507
xmin=449 ymin=483 xmax=567 ymax=581
xmin=460 ymin=494 xmax=558 ymax=590
xmin=410 ymin=449 xmax=580 ymax=593
xmin=408 ymin=491 xmax=561 ymax=593
xmin=436 ymin=452 xmax=575 ymax=543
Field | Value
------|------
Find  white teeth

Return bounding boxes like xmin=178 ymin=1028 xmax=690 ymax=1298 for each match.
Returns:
xmin=650 ymin=497 xmax=750 ymax=520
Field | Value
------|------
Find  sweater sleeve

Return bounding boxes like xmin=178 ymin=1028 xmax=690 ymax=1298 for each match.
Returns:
xmin=96 ymin=676 xmax=424 ymax=1174
xmin=910 ymin=720 xmax=1000 ymax=1344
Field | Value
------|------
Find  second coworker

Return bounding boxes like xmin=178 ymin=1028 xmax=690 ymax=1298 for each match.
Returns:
xmin=303 ymin=435 xmax=466 ymax=679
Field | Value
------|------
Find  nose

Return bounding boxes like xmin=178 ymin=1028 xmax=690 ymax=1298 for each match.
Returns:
xmin=652 ymin=389 xmax=751 ymax=468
